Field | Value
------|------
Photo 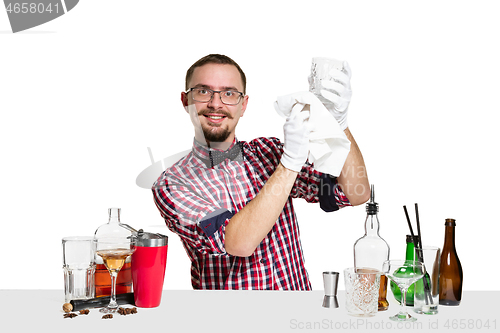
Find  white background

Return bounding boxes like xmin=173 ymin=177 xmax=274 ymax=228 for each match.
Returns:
xmin=1 ymin=0 xmax=498 ymax=291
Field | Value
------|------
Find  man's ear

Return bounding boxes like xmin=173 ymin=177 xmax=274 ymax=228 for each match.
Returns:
xmin=181 ymin=92 xmax=189 ymax=112
xmin=240 ymin=95 xmax=249 ymax=117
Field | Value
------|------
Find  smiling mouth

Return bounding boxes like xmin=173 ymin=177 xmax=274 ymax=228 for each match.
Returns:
xmin=205 ymin=115 xmax=226 ymax=120
xmin=200 ymin=111 xmax=232 ymax=123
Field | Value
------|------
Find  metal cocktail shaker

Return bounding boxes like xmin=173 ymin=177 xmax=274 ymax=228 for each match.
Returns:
xmin=131 ymin=231 xmax=168 ymax=308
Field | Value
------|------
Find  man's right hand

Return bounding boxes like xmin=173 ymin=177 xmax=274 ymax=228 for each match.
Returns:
xmin=280 ymin=104 xmax=311 ymax=172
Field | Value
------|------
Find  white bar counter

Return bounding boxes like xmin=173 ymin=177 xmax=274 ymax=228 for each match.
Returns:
xmin=1 ymin=290 xmax=497 ymax=332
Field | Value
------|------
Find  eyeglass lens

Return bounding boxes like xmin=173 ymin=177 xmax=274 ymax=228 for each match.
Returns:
xmin=191 ymin=88 xmax=241 ymax=105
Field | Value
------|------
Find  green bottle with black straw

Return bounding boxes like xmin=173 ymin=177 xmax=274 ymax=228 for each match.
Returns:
xmin=390 ymin=235 xmax=416 ymax=306
xmin=395 ymin=204 xmax=434 ymax=308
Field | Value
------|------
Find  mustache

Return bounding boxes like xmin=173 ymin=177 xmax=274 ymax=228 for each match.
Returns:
xmin=198 ymin=110 xmax=233 ymax=119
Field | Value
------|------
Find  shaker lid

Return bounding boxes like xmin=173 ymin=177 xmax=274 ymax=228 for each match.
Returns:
xmin=135 ymin=231 xmax=168 ymax=247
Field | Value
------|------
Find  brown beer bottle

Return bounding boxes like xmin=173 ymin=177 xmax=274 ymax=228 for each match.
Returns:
xmin=439 ymin=218 xmax=463 ymax=305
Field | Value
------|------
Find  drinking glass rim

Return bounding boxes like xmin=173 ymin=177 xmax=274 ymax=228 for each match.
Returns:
xmin=62 ymin=236 xmax=93 ymax=242
xmin=93 ymin=237 xmax=136 ymax=247
xmin=93 ymin=237 xmax=134 ymax=241
xmin=344 ymin=267 xmax=382 ymax=275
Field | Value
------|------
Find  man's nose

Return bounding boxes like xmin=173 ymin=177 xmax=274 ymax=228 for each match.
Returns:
xmin=207 ymin=92 xmax=223 ymax=108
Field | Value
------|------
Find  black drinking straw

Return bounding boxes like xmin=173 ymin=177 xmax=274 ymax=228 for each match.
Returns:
xmin=403 ymin=205 xmax=432 ymax=305
xmin=403 ymin=206 xmax=419 ymax=248
xmin=414 ymin=203 xmax=434 ymax=305
xmin=415 ymin=203 xmax=423 ymax=250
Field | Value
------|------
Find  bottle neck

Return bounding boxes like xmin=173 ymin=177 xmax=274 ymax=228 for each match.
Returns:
xmin=108 ymin=208 xmax=121 ymax=224
xmin=364 ymin=213 xmax=380 ymax=236
xmin=405 ymin=241 xmax=415 ymax=260
xmin=443 ymin=225 xmax=456 ymax=249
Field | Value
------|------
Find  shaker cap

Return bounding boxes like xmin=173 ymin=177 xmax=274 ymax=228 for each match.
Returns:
xmin=135 ymin=231 xmax=168 ymax=247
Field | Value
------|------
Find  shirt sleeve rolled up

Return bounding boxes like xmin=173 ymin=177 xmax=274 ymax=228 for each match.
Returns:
xmin=152 ymin=177 xmax=232 ymax=256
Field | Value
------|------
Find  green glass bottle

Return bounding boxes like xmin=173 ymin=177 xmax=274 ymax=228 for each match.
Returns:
xmin=390 ymin=235 xmax=416 ymax=306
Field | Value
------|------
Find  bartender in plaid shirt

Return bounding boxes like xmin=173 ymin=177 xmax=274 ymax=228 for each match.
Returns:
xmin=152 ymin=54 xmax=370 ymax=290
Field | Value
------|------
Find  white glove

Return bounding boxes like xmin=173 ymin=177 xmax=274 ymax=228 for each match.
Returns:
xmin=320 ymin=61 xmax=352 ymax=130
xmin=281 ymin=104 xmax=311 ymax=172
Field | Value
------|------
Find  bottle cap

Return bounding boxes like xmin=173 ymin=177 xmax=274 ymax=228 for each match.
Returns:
xmin=366 ymin=185 xmax=379 ymax=215
xmin=406 ymin=234 xmax=418 ymax=243
xmin=445 ymin=218 xmax=456 ymax=226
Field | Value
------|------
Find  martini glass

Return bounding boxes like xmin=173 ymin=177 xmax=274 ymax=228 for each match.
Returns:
xmin=383 ymin=260 xmax=425 ymax=322
xmin=93 ymin=237 xmax=135 ymax=313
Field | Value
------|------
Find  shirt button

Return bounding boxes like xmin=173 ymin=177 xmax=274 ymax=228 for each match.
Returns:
xmin=260 ymin=259 xmax=266 ymax=264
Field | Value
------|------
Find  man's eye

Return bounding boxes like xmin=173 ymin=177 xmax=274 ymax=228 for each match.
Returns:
xmin=223 ymin=91 xmax=235 ymax=97
xmin=198 ymin=89 xmax=210 ymax=95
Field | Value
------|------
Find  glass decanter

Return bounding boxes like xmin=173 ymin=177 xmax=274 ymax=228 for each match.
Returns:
xmin=93 ymin=208 xmax=134 ymax=297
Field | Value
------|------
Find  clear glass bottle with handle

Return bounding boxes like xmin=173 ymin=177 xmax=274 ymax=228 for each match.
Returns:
xmin=93 ymin=208 xmax=133 ymax=297
xmin=353 ymin=185 xmax=390 ymax=311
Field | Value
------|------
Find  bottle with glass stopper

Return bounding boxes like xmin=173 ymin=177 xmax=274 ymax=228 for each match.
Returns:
xmin=93 ymin=208 xmax=134 ymax=297
xmin=353 ymin=185 xmax=390 ymax=311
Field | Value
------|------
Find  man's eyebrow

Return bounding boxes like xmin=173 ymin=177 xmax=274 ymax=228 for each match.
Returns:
xmin=191 ymin=84 xmax=240 ymax=91
xmin=192 ymin=84 xmax=212 ymax=89
xmin=220 ymin=86 xmax=239 ymax=91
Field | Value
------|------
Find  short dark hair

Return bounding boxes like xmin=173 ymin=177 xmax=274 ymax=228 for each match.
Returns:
xmin=185 ymin=54 xmax=247 ymax=94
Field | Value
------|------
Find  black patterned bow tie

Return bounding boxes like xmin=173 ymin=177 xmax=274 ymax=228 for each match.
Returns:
xmin=204 ymin=142 xmax=244 ymax=168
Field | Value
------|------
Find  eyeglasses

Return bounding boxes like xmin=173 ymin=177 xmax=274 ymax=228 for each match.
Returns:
xmin=186 ymin=88 xmax=244 ymax=105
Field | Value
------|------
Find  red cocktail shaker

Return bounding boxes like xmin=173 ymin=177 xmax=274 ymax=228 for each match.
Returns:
xmin=131 ymin=232 xmax=168 ymax=308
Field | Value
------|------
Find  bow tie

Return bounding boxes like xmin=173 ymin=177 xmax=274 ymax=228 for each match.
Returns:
xmin=203 ymin=142 xmax=244 ymax=168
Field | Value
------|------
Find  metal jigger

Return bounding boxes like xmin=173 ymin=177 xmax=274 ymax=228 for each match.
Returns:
xmin=322 ymin=271 xmax=339 ymax=308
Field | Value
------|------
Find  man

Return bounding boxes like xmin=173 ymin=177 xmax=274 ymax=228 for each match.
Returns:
xmin=152 ymin=54 xmax=369 ymax=289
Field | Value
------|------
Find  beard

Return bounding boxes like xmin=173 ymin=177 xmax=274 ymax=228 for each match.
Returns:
xmin=198 ymin=109 xmax=233 ymax=142
xmin=202 ymin=125 xmax=231 ymax=142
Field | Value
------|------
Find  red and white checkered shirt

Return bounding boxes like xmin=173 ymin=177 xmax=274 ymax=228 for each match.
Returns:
xmin=152 ymin=137 xmax=350 ymax=290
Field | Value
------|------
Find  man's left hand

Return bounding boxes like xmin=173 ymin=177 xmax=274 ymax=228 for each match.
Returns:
xmin=320 ymin=61 xmax=352 ymax=130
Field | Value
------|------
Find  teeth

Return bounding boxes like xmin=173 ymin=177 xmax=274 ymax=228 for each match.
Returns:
xmin=207 ymin=116 xmax=223 ymax=119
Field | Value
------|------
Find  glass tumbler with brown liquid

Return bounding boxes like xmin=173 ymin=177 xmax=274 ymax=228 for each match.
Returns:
xmin=95 ymin=257 xmax=133 ymax=296
xmin=95 ymin=261 xmax=132 ymax=297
